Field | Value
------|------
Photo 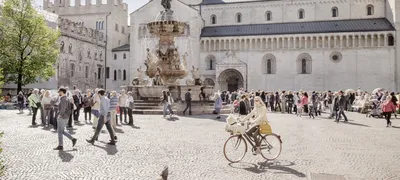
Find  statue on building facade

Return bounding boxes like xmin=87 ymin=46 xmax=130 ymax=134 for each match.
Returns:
xmin=161 ymin=0 xmax=172 ymax=10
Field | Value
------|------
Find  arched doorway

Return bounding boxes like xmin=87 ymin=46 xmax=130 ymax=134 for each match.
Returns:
xmin=218 ymin=69 xmax=244 ymax=92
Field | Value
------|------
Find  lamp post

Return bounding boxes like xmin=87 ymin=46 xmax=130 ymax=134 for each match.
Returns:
xmin=104 ymin=12 xmax=111 ymax=89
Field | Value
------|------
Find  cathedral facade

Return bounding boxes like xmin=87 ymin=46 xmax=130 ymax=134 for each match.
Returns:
xmin=131 ymin=0 xmax=400 ymax=92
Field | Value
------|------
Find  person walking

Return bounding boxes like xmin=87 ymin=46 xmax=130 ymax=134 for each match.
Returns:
xmin=86 ymin=89 xmax=117 ymax=145
xmin=118 ymin=89 xmax=128 ymax=124
xmin=28 ymin=89 xmax=41 ymax=125
xmin=239 ymin=94 xmax=248 ymax=115
xmin=161 ymin=90 xmax=168 ymax=118
xmin=166 ymin=92 xmax=175 ymax=118
xmin=66 ymin=92 xmax=75 ymax=128
xmin=382 ymin=96 xmax=395 ymax=127
xmin=109 ymin=91 xmax=119 ymax=128
xmin=50 ymin=94 xmax=60 ymax=130
xmin=294 ymin=92 xmax=301 ymax=115
xmin=183 ymin=89 xmax=192 ymax=115
xmin=83 ymin=89 xmax=92 ymax=124
xmin=17 ymin=91 xmax=25 ymax=114
xmin=214 ymin=93 xmax=223 ymax=119
xmin=126 ymin=91 xmax=134 ymax=125
xmin=269 ymin=92 xmax=275 ymax=111
xmin=91 ymin=88 xmax=101 ymax=129
xmin=41 ymin=90 xmax=52 ymax=127
xmin=326 ymin=91 xmax=334 ymax=118
xmin=280 ymin=91 xmax=287 ymax=113
xmin=286 ymin=91 xmax=294 ymax=114
xmin=274 ymin=92 xmax=281 ymax=112
xmin=72 ymin=90 xmax=83 ymax=124
xmin=335 ymin=91 xmax=348 ymax=123
xmin=39 ymin=89 xmax=46 ymax=125
xmin=53 ymin=87 xmax=77 ymax=151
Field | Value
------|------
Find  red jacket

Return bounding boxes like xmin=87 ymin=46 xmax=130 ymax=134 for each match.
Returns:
xmin=382 ymin=100 xmax=396 ymax=113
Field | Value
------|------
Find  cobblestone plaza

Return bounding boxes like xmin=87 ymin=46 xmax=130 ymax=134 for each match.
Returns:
xmin=0 ymin=110 xmax=399 ymax=180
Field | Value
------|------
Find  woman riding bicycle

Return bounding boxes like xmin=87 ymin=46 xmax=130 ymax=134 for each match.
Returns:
xmin=242 ymin=96 xmax=269 ymax=155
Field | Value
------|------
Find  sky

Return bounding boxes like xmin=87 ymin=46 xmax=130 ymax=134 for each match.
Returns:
xmin=33 ymin=0 xmax=149 ymax=13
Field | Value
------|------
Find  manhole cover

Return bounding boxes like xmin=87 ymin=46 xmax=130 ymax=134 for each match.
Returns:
xmin=310 ymin=173 xmax=346 ymax=180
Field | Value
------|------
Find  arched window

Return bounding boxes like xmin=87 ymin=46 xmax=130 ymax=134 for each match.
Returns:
xmin=211 ymin=15 xmax=216 ymax=24
xmin=99 ymin=51 xmax=103 ymax=60
xmin=60 ymin=41 xmax=64 ymax=52
xmin=118 ymin=40 xmax=121 ymax=45
xmin=85 ymin=66 xmax=89 ymax=78
xmin=332 ymin=7 xmax=338 ymax=17
xmin=388 ymin=34 xmax=395 ymax=46
xmin=94 ymin=51 xmax=98 ymax=60
xmin=262 ymin=54 xmax=276 ymax=74
xmin=298 ymin=9 xmax=305 ymax=19
xmin=113 ymin=70 xmax=117 ymax=80
xmin=118 ymin=70 xmax=122 ymax=80
xmin=123 ymin=53 xmax=126 ymax=59
xmin=114 ymin=54 xmax=117 ymax=60
xmin=265 ymin=11 xmax=272 ymax=21
xmin=87 ymin=49 xmax=91 ymax=58
xmin=68 ymin=43 xmax=72 ymax=53
xmin=236 ymin=13 xmax=242 ymax=23
xmin=70 ymin=63 xmax=75 ymax=77
xmin=96 ymin=21 xmax=98 ymax=29
xmin=205 ymin=55 xmax=216 ymax=70
xmin=367 ymin=5 xmax=374 ymax=15
xmin=297 ymin=53 xmax=312 ymax=74
xmin=101 ymin=21 xmax=104 ymax=29
xmin=123 ymin=70 xmax=126 ymax=80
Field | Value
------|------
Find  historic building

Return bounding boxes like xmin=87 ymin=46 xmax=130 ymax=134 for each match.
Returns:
xmin=131 ymin=0 xmax=400 ymax=92
xmin=43 ymin=0 xmax=130 ymax=91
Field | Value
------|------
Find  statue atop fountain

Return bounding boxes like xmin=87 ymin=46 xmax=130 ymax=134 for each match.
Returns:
xmin=186 ymin=66 xmax=202 ymax=86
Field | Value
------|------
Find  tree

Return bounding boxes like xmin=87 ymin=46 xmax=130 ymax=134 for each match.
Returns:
xmin=0 ymin=0 xmax=60 ymax=93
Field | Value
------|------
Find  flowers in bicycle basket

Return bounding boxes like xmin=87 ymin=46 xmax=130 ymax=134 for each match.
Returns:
xmin=225 ymin=115 xmax=246 ymax=135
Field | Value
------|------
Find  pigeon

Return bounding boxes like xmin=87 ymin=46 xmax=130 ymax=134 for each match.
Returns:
xmin=157 ymin=166 xmax=169 ymax=180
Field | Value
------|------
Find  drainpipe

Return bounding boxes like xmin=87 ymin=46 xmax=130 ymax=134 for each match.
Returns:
xmin=104 ymin=12 xmax=111 ymax=89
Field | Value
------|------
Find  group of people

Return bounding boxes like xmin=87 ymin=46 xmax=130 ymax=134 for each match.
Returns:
xmin=221 ymin=88 xmax=398 ymax=127
xmin=12 ymin=87 xmax=139 ymax=150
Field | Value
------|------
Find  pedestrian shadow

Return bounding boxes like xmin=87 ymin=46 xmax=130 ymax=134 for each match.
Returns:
xmin=95 ymin=141 xmax=118 ymax=155
xmin=167 ymin=117 xmax=180 ymax=121
xmin=114 ymin=128 xmax=125 ymax=133
xmin=28 ymin=125 xmax=40 ymax=128
xmin=391 ymin=126 xmax=400 ymax=129
xmin=58 ymin=150 xmax=75 ymax=162
xmin=229 ymin=160 xmax=305 ymax=177
xmin=343 ymin=121 xmax=370 ymax=127
xmin=130 ymin=125 xmax=141 ymax=129
xmin=74 ymin=123 xmax=85 ymax=127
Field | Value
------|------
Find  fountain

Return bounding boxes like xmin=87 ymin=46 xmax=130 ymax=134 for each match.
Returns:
xmin=128 ymin=0 xmax=214 ymax=101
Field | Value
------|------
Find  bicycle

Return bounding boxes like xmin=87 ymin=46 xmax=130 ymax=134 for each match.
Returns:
xmin=223 ymin=119 xmax=282 ymax=163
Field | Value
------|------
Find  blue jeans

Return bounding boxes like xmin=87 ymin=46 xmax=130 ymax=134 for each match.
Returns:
xmin=92 ymin=115 xmax=116 ymax=142
xmin=57 ymin=118 xmax=74 ymax=146
xmin=163 ymin=103 xmax=168 ymax=116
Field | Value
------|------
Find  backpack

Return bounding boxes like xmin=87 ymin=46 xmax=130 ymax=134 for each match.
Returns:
xmin=185 ymin=92 xmax=191 ymax=101
xmin=65 ymin=98 xmax=73 ymax=115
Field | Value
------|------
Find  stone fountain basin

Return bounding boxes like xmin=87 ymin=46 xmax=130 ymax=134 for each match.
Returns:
xmin=138 ymin=86 xmax=166 ymax=98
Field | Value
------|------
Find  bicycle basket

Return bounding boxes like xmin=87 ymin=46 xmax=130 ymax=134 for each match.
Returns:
xmin=259 ymin=123 xmax=272 ymax=135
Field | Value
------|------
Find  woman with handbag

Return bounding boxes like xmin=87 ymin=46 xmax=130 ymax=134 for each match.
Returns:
xmin=41 ymin=90 xmax=53 ymax=127
xmin=125 ymin=91 xmax=134 ymax=125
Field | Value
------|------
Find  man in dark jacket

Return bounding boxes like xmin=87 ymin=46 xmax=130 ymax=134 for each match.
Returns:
xmin=269 ymin=93 xmax=275 ymax=111
xmin=183 ymin=89 xmax=192 ymax=115
xmin=72 ymin=90 xmax=83 ymax=123
xmin=286 ymin=91 xmax=294 ymax=114
xmin=54 ymin=87 xmax=77 ymax=151
xmin=335 ymin=91 xmax=348 ymax=123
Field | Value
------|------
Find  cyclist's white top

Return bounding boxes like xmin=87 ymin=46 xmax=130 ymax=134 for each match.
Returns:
xmin=242 ymin=103 xmax=268 ymax=125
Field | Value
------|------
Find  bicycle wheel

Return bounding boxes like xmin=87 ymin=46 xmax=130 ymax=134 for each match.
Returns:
xmin=260 ymin=133 xmax=282 ymax=160
xmin=223 ymin=135 xmax=247 ymax=163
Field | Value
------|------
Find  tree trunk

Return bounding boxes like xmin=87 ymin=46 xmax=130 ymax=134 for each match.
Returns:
xmin=17 ymin=73 xmax=22 ymax=93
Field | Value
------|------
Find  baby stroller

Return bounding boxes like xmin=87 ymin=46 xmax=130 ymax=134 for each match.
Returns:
xmin=367 ymin=99 xmax=383 ymax=118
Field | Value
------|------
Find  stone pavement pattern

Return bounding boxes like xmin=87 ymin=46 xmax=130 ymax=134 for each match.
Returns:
xmin=0 ymin=110 xmax=400 ymax=180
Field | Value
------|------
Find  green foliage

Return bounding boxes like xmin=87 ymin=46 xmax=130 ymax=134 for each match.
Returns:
xmin=0 ymin=131 xmax=4 ymax=177
xmin=0 ymin=0 xmax=60 ymax=92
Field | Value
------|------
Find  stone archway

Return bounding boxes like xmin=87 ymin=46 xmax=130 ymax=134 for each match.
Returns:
xmin=218 ymin=69 xmax=244 ymax=92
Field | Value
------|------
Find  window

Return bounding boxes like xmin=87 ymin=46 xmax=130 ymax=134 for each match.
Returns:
xmin=298 ymin=9 xmax=305 ymax=19
xmin=301 ymin=59 xmax=307 ymax=74
xmin=68 ymin=43 xmax=72 ymax=54
xmin=205 ymin=55 xmax=216 ymax=70
xmin=332 ymin=7 xmax=338 ymax=17
xmin=99 ymin=51 xmax=103 ymax=60
xmin=118 ymin=70 xmax=121 ymax=80
xmin=123 ymin=70 xmax=126 ymax=80
xmin=118 ymin=40 xmax=121 ymax=45
xmin=267 ymin=59 xmax=272 ymax=74
xmin=106 ymin=67 xmax=110 ymax=79
xmin=60 ymin=41 xmax=64 ymax=52
xmin=101 ymin=21 xmax=104 ymax=29
xmin=330 ymin=51 xmax=342 ymax=63
xmin=297 ymin=53 xmax=312 ymax=74
xmin=262 ymin=54 xmax=276 ymax=74
xmin=115 ymin=23 xmax=118 ymax=31
xmin=114 ymin=54 xmax=117 ymax=60
xmin=122 ymin=26 xmax=125 ymax=34
xmin=236 ymin=13 xmax=242 ymax=23
xmin=85 ymin=66 xmax=89 ymax=78
xmin=96 ymin=21 xmax=99 ymax=29
xmin=211 ymin=15 xmax=216 ymax=24
xmin=123 ymin=53 xmax=126 ymax=59
xmin=388 ymin=34 xmax=394 ymax=46
xmin=113 ymin=70 xmax=117 ymax=80
xmin=94 ymin=51 xmax=98 ymax=60
xmin=87 ymin=49 xmax=91 ymax=58
xmin=98 ymin=68 xmax=101 ymax=79
xmin=367 ymin=5 xmax=374 ymax=16
xmin=70 ymin=63 xmax=75 ymax=77
xmin=265 ymin=11 xmax=272 ymax=21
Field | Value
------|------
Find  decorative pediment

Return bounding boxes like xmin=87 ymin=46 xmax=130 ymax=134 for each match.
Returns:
xmin=217 ymin=50 xmax=246 ymax=65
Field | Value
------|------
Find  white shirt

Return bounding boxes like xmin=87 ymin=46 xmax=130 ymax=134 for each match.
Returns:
xmin=125 ymin=96 xmax=134 ymax=107
xmin=119 ymin=94 xmax=128 ymax=107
